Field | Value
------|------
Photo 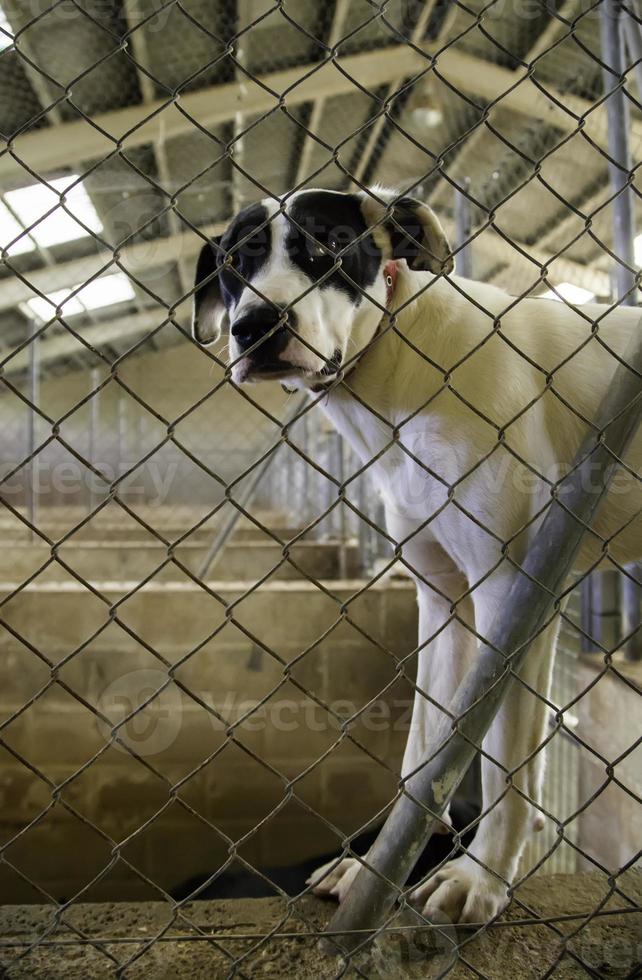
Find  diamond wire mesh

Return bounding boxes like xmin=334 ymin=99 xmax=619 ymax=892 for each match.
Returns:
xmin=0 ymin=0 xmax=640 ymax=976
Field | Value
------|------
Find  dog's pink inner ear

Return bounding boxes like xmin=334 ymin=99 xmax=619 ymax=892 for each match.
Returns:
xmin=192 ymin=240 xmax=227 ymax=346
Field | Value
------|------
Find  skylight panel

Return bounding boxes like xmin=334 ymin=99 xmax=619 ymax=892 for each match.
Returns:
xmin=25 ymin=273 xmax=136 ymax=322
xmin=76 ymin=273 xmax=136 ymax=311
xmin=0 ymin=9 xmax=13 ymax=51
xmin=5 ymin=175 xmax=103 ymax=247
xmin=0 ymin=201 xmax=35 ymax=255
xmin=27 ymin=289 xmax=85 ymax=322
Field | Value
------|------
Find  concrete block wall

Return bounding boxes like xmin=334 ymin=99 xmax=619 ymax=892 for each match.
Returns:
xmin=0 ymin=575 xmax=419 ymax=902
xmin=574 ymin=656 xmax=642 ymax=876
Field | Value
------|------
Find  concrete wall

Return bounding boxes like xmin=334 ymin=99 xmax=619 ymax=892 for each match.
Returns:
xmin=575 ymin=656 xmax=642 ymax=876
xmin=0 ymin=572 xmax=418 ymax=903
xmin=1 ymin=340 xmax=289 ymax=511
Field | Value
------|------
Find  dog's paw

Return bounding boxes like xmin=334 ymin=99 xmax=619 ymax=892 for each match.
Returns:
xmin=306 ymin=855 xmax=362 ymax=901
xmin=409 ymin=856 xmax=510 ymax=925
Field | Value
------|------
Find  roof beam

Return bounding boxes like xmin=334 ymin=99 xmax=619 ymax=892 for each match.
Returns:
xmin=429 ymin=0 xmax=588 ymax=210
xmin=0 ymin=220 xmax=225 ymax=312
xmin=294 ymin=0 xmax=351 ymax=188
xmin=2 ymin=42 xmax=641 ymax=186
xmin=350 ymin=1 xmax=439 ymax=186
xmin=121 ymin=0 xmax=192 ymax=299
xmin=438 ymin=217 xmax=611 ymax=297
xmin=3 ymin=308 xmax=169 ymax=375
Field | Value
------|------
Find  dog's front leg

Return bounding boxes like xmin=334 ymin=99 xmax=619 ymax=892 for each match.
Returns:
xmin=308 ymin=548 xmax=474 ymax=901
xmin=401 ymin=575 xmax=476 ymax=824
xmin=410 ymin=580 xmax=560 ymax=924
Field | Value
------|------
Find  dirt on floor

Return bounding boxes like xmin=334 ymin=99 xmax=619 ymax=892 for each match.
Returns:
xmin=0 ymin=870 xmax=640 ymax=979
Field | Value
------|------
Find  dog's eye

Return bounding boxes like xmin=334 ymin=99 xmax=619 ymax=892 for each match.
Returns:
xmin=309 ymin=241 xmax=327 ymax=261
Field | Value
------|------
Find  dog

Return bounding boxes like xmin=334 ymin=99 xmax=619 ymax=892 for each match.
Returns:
xmin=191 ymin=186 xmax=641 ymax=924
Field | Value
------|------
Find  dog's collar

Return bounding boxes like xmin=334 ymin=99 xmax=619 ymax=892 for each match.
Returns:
xmin=287 ymin=260 xmax=399 ymax=395
xmin=384 ymin=259 xmax=398 ymax=307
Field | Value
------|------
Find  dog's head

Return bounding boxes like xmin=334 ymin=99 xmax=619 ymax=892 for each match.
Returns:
xmin=191 ymin=187 xmax=452 ymax=387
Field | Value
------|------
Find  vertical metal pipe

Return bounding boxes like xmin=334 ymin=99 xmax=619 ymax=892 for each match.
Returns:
xmin=591 ymin=573 xmax=604 ymax=649
xmin=28 ymin=321 xmax=39 ymax=536
xmin=300 ymin=412 xmax=309 ymax=524
xmin=118 ymin=391 xmax=127 ymax=504
xmin=454 ymin=182 xmax=474 ymax=279
xmin=580 ymin=576 xmax=593 ymax=652
xmin=89 ymin=367 xmax=100 ymax=512
xmin=622 ymin=563 xmax=642 ymax=660
xmin=357 ymin=474 xmax=370 ymax=575
xmin=622 ymin=0 xmax=642 ymax=99
xmin=336 ymin=433 xmax=348 ymax=579
xmin=600 ymin=0 xmax=636 ymax=305
xmin=601 ymin=0 xmax=641 ymax=659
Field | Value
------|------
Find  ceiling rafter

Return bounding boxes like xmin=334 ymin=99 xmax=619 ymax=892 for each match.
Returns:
xmin=121 ymin=0 xmax=191 ymax=300
xmin=294 ymin=0 xmax=351 ymax=189
xmin=428 ymin=0 xmax=580 ymax=212
xmin=349 ymin=0 xmax=439 ymax=187
xmin=2 ymin=41 xmax=639 ymax=186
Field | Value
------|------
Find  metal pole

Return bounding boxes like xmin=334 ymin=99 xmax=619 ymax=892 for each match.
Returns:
xmin=454 ymin=183 xmax=474 ymax=279
xmin=580 ymin=577 xmax=593 ymax=652
xmin=601 ymin=0 xmax=641 ymax=660
xmin=622 ymin=562 xmax=642 ymax=659
xmin=600 ymin=0 xmax=637 ymax=304
xmin=117 ymin=391 xmax=127 ymax=506
xmin=89 ymin=367 xmax=100 ymax=512
xmin=357 ymin=473 xmax=370 ymax=575
xmin=28 ymin=321 xmax=39 ymax=536
xmin=591 ymin=573 xmax=604 ymax=649
xmin=300 ymin=411 xmax=309 ymax=524
xmin=323 ymin=328 xmax=642 ymax=955
xmin=622 ymin=0 xmax=642 ymax=99
xmin=198 ymin=394 xmax=308 ymax=579
xmin=336 ymin=433 xmax=348 ymax=580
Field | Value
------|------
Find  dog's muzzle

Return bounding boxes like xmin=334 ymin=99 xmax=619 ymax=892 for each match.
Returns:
xmin=231 ymin=305 xmax=296 ymax=360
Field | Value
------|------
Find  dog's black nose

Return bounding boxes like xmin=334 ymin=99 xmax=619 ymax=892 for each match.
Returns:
xmin=231 ymin=306 xmax=296 ymax=353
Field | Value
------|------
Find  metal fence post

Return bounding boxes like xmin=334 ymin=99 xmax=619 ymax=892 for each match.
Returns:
xmin=454 ymin=182 xmax=474 ymax=279
xmin=89 ymin=367 xmax=100 ymax=513
xmin=27 ymin=320 xmax=39 ymax=535
xmin=622 ymin=0 xmax=642 ymax=98
xmin=600 ymin=0 xmax=637 ymax=303
xmin=601 ymin=0 xmax=641 ymax=660
xmin=323 ymin=327 xmax=642 ymax=956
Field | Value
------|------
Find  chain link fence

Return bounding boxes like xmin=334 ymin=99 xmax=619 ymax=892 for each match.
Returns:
xmin=0 ymin=0 xmax=640 ymax=976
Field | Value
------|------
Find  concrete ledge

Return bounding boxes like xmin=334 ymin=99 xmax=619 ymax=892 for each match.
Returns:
xmin=0 ymin=578 xmax=418 ymax=655
xmin=0 ymin=539 xmax=361 ymax=583
xmin=0 ymin=871 xmax=639 ymax=978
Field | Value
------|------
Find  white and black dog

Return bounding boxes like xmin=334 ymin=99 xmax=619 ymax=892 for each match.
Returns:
xmin=192 ymin=187 xmax=641 ymax=924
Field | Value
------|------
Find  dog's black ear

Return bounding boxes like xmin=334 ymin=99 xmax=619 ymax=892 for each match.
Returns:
xmin=192 ymin=238 xmax=228 ymax=346
xmin=361 ymin=188 xmax=454 ymax=275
